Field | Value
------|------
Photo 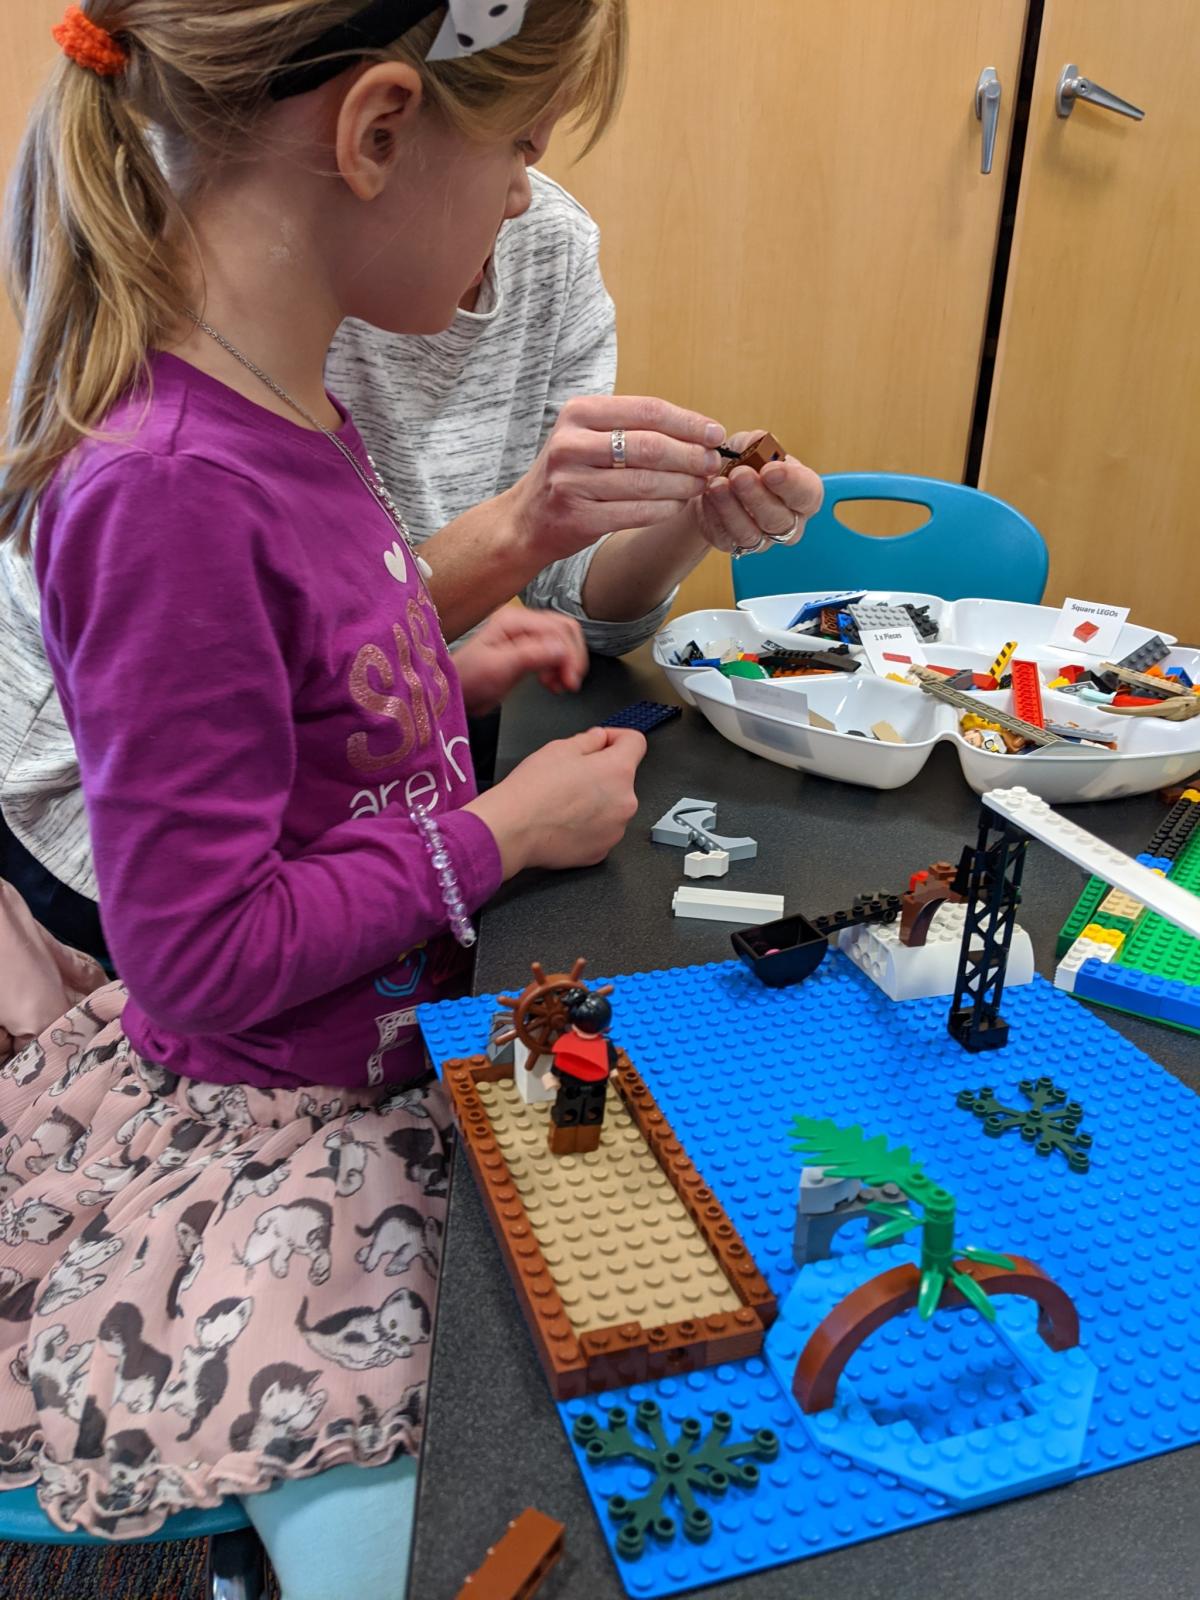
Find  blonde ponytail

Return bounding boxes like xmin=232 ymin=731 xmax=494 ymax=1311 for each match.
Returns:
xmin=2 ymin=55 xmax=182 ymax=548
xmin=1 ymin=0 xmax=626 ymax=549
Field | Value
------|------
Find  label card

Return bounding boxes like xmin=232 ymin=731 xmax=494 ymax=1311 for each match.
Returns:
xmin=1049 ymin=597 xmax=1130 ymax=657
xmin=727 ymin=675 xmax=809 ymax=718
xmin=858 ymin=626 xmax=927 ymax=676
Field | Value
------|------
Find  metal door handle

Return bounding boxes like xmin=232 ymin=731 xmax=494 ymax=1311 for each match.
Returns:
xmin=1056 ymin=64 xmax=1145 ymax=120
xmin=975 ymin=67 xmax=1001 ymax=173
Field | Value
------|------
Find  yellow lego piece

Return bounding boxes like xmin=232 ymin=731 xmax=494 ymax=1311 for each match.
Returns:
xmin=1183 ymin=788 xmax=1200 ymax=802
xmin=961 ymin=712 xmax=1004 ymax=734
xmin=885 ymin=672 xmax=913 ymax=684
xmin=1082 ymin=922 xmax=1125 ymax=950
xmin=988 ymin=640 xmax=1018 ymax=682
xmin=1048 ymin=676 xmax=1071 ymax=690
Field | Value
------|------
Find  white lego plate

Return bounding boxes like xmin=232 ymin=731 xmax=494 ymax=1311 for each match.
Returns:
xmin=663 ymin=605 xmax=1200 ymax=801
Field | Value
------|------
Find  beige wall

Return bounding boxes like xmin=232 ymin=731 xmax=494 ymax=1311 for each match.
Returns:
xmin=1 ymin=4 xmax=60 ymax=396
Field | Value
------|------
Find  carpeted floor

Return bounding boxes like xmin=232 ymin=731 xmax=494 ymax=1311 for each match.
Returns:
xmin=0 ymin=1536 xmax=210 ymax=1599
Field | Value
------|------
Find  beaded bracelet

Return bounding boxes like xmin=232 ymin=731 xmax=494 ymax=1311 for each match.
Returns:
xmin=411 ymin=805 xmax=477 ymax=948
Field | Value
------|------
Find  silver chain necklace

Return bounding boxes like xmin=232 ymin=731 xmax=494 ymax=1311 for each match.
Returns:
xmin=190 ymin=315 xmax=413 ymax=544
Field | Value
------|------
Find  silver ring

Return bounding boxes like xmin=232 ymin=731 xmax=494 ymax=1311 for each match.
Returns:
xmin=730 ymin=534 xmax=771 ymax=560
xmin=610 ymin=428 xmax=627 ymax=468
xmin=760 ymin=512 xmax=801 ymax=545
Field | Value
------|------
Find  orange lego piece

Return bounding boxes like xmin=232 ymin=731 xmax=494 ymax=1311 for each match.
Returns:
xmin=456 ymin=1507 xmax=565 ymax=1600
xmin=717 ymin=430 xmax=787 ymax=478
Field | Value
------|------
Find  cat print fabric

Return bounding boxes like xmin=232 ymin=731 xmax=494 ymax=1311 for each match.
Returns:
xmin=0 ymin=982 xmax=448 ymax=1537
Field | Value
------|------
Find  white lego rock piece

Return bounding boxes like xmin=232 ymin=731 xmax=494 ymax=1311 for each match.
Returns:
xmin=684 ymin=848 xmax=730 ymax=879
xmin=671 ymin=886 xmax=785 ymax=923
xmin=982 ymin=787 xmax=1200 ymax=942
xmin=1054 ymin=934 xmax=1120 ymax=995
xmin=837 ymin=901 xmax=1035 ymax=1002
xmin=513 ymin=1037 xmax=556 ymax=1105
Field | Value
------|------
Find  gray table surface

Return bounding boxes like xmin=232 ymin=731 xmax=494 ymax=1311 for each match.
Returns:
xmin=409 ymin=647 xmax=1200 ymax=1600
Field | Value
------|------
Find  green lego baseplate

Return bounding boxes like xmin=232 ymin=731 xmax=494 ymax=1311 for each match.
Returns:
xmin=1057 ymin=806 xmax=1200 ymax=1031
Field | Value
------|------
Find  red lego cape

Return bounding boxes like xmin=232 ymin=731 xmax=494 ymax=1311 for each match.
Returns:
xmin=551 ymin=1029 xmax=610 ymax=1082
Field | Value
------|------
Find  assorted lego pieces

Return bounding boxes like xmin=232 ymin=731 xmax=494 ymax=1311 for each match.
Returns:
xmin=421 ymin=950 xmax=1200 ymax=1598
xmin=1055 ymin=788 xmax=1200 ymax=1032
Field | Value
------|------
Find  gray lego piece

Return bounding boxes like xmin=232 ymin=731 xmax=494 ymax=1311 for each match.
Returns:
xmin=485 ymin=1010 xmax=515 ymax=1065
xmin=792 ymin=1175 xmax=906 ymax=1269
xmin=649 ymin=798 xmax=758 ymax=861
xmin=1116 ymin=634 xmax=1170 ymax=674
xmin=848 ymin=603 xmax=915 ymax=634
xmin=798 ymin=1167 xmax=861 ymax=1215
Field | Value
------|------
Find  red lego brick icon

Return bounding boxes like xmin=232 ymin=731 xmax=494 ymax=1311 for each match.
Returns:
xmin=1074 ymin=620 xmax=1100 ymax=644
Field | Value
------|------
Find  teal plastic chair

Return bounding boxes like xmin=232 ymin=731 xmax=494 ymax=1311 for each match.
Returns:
xmin=731 ymin=473 xmax=1048 ymax=605
xmin=0 ymin=1487 xmax=268 ymax=1598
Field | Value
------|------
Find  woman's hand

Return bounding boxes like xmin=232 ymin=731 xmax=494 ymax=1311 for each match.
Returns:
xmin=465 ymin=725 xmax=646 ymax=878
xmin=691 ymin=430 xmax=824 ymax=556
xmin=453 ymin=606 xmax=589 ymax=717
xmin=506 ymin=395 xmax=727 ymax=565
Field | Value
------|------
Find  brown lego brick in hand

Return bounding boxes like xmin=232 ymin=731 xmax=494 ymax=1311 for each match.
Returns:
xmin=716 ymin=430 xmax=788 ymax=477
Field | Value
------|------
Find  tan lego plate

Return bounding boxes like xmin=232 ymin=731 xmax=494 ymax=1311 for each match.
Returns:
xmin=440 ymin=1050 xmax=777 ymax=1399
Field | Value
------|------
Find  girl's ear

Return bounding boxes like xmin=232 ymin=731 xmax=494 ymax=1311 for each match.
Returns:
xmin=335 ymin=62 xmax=425 ymax=201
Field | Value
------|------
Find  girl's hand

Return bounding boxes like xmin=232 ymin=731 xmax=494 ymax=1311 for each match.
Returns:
xmin=465 ymin=725 xmax=646 ymax=877
xmin=506 ymin=395 xmax=727 ymax=564
xmin=453 ymin=607 xmax=589 ymax=716
xmin=692 ymin=430 xmax=824 ymax=556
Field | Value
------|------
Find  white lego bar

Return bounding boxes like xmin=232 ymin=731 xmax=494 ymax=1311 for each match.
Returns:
xmin=838 ymin=901 xmax=1034 ymax=1002
xmin=982 ymin=786 xmax=1200 ymax=941
xmin=671 ymin=886 xmax=785 ymax=923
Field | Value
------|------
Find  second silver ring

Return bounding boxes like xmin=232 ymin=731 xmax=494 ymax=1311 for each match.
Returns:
xmin=610 ymin=427 xmax=627 ymax=468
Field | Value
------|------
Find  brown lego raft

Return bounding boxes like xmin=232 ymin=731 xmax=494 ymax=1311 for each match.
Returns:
xmin=441 ymin=1049 xmax=777 ymax=1399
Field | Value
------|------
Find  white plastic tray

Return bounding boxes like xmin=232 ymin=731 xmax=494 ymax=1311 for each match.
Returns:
xmin=654 ymin=596 xmax=1199 ymax=802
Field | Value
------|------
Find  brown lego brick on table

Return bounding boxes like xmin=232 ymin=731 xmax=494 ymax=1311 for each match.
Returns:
xmin=456 ymin=1506 xmax=565 ymax=1600
xmin=439 ymin=1051 xmax=776 ymax=1398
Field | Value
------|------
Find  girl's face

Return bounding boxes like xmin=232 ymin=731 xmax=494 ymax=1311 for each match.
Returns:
xmin=332 ymin=74 xmax=554 ymax=336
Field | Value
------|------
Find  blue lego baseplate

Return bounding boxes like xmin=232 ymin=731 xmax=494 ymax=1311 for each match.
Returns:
xmin=418 ymin=956 xmax=1200 ymax=1598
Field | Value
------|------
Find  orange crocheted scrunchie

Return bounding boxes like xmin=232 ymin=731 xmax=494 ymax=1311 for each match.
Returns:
xmin=52 ymin=5 xmax=129 ymax=77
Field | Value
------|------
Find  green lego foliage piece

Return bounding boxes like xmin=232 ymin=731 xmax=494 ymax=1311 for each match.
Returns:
xmin=955 ymin=1076 xmax=1093 ymax=1174
xmin=1056 ymin=874 xmax=1112 ymax=959
xmin=788 ymin=1118 xmax=1015 ymax=1323
xmin=718 ymin=658 xmax=768 ymax=680
xmin=572 ymin=1400 xmax=779 ymax=1561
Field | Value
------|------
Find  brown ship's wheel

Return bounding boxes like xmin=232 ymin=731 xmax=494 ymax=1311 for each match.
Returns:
xmin=494 ymin=957 xmax=614 ymax=1066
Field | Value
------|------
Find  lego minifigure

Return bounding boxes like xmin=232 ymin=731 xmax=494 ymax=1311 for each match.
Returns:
xmin=540 ymin=990 xmax=618 ymax=1156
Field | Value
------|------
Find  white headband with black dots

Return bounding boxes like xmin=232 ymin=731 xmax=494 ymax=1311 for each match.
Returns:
xmin=427 ymin=0 xmax=529 ymax=60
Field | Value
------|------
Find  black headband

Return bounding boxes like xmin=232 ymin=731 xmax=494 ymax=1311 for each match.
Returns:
xmin=269 ymin=0 xmax=445 ymax=101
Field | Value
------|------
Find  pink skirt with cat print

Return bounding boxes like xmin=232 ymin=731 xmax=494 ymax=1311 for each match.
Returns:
xmin=0 ymin=982 xmax=449 ymax=1538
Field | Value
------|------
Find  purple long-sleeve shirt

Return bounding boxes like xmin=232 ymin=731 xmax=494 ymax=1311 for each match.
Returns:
xmin=36 ymin=354 xmax=502 ymax=1089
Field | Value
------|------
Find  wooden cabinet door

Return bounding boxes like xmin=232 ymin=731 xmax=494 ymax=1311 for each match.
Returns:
xmin=981 ymin=0 xmax=1200 ymax=642
xmin=1 ymin=3 xmax=60 ymax=397
xmin=543 ymin=0 xmax=1030 ymax=614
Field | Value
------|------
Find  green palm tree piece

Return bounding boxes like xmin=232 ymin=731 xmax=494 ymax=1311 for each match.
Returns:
xmin=791 ymin=1115 xmax=1020 ymax=1325
xmin=788 ymin=1116 xmax=923 ymax=1191
xmin=948 ymin=1265 xmax=999 ymax=1321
